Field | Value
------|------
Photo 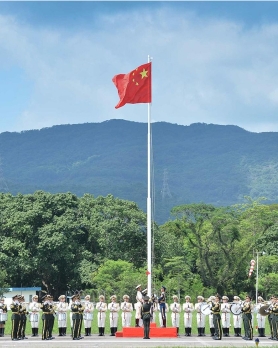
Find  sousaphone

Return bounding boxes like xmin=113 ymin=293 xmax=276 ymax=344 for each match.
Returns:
xmin=259 ymin=305 xmax=271 ymax=316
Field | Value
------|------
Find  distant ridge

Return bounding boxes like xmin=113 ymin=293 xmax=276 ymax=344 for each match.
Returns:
xmin=1 ymin=119 xmax=278 ymax=224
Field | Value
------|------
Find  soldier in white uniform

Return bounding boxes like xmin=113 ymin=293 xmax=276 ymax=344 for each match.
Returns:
xmin=29 ymin=295 xmax=40 ymax=337
xmin=121 ymin=295 xmax=133 ymax=327
xmin=108 ymin=295 xmax=120 ymax=336
xmin=170 ymin=295 xmax=181 ymax=335
xmin=233 ymin=295 xmax=242 ymax=337
xmin=96 ymin=295 xmax=107 ymax=336
xmin=221 ymin=295 xmax=231 ymax=337
xmin=83 ymin=295 xmax=94 ymax=336
xmin=256 ymin=296 xmax=266 ymax=337
xmin=135 ymin=284 xmax=143 ymax=327
xmin=195 ymin=295 xmax=206 ymax=336
xmin=183 ymin=295 xmax=194 ymax=336
xmin=57 ymin=295 xmax=68 ymax=336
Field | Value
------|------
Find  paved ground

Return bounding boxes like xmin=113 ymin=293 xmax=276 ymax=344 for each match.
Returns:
xmin=0 ymin=336 xmax=277 ymax=348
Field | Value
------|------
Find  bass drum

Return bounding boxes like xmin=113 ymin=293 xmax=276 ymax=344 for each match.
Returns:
xmin=230 ymin=303 xmax=242 ymax=315
xmin=200 ymin=303 xmax=211 ymax=316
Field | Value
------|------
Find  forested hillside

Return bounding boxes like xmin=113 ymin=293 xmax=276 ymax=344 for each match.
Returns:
xmin=0 ymin=120 xmax=278 ymax=223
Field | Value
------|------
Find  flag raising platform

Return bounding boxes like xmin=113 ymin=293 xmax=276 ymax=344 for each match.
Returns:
xmin=115 ymin=323 xmax=177 ymax=338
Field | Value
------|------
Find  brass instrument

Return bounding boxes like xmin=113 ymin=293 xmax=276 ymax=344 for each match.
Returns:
xmin=259 ymin=304 xmax=273 ymax=316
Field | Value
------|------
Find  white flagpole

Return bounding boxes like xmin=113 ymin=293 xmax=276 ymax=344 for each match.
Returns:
xmin=147 ymin=55 xmax=152 ymax=297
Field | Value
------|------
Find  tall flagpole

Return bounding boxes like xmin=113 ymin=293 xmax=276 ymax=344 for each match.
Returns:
xmin=147 ymin=55 xmax=152 ymax=297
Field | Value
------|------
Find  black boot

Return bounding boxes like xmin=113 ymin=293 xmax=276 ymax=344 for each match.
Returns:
xmin=201 ymin=327 xmax=206 ymax=336
xmin=163 ymin=319 xmax=166 ymax=327
xmin=88 ymin=328 xmax=91 ymax=336
xmin=58 ymin=328 xmax=63 ymax=336
xmin=188 ymin=328 xmax=191 ymax=336
xmin=226 ymin=328 xmax=230 ymax=337
xmin=185 ymin=328 xmax=188 ymax=336
xmin=64 ymin=327 xmax=66 ymax=336
xmin=135 ymin=319 xmax=139 ymax=327
xmin=176 ymin=327 xmax=179 ymax=336
xmin=261 ymin=328 xmax=266 ymax=337
xmin=238 ymin=328 xmax=242 ymax=337
xmin=0 ymin=328 xmax=3 ymax=337
xmin=198 ymin=328 xmax=202 ymax=336
xmin=222 ymin=328 xmax=226 ymax=337
xmin=98 ymin=327 xmax=102 ymax=336
xmin=210 ymin=327 xmax=215 ymax=336
xmin=234 ymin=328 xmax=238 ymax=336
xmin=101 ymin=327 xmax=105 ymax=336
xmin=110 ymin=328 xmax=114 ymax=336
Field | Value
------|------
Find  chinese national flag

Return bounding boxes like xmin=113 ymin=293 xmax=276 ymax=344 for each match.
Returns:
xmin=112 ymin=62 xmax=152 ymax=109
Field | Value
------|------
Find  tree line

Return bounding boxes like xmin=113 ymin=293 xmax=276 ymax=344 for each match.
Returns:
xmin=0 ymin=192 xmax=277 ymax=302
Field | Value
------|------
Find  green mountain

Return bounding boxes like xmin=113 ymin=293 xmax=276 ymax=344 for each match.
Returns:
xmin=1 ymin=119 xmax=278 ymax=223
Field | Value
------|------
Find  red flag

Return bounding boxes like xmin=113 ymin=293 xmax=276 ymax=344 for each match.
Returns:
xmin=112 ymin=62 xmax=152 ymax=109
xmin=146 ymin=270 xmax=150 ymax=275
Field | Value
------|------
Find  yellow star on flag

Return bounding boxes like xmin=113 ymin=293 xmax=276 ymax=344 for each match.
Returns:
xmin=140 ymin=68 xmax=148 ymax=79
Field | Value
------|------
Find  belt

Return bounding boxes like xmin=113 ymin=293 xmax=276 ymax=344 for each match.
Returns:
xmin=43 ymin=312 xmax=52 ymax=314
xmin=143 ymin=312 xmax=150 ymax=314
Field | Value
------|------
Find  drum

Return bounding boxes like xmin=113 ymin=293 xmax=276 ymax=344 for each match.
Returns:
xmin=30 ymin=313 xmax=38 ymax=322
xmin=58 ymin=313 xmax=66 ymax=321
xmin=0 ymin=313 xmax=7 ymax=322
xmin=84 ymin=312 xmax=93 ymax=320
xmin=230 ymin=303 xmax=242 ymax=315
xmin=200 ymin=303 xmax=211 ymax=316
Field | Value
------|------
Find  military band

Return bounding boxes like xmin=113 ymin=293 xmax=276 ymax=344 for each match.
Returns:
xmin=2 ymin=290 xmax=278 ymax=341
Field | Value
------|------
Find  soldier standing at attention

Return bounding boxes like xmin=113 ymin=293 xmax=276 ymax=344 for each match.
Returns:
xmin=83 ymin=295 xmax=94 ymax=336
xmin=135 ymin=285 xmax=143 ymax=327
xmin=0 ymin=296 xmax=8 ymax=337
xmin=121 ymin=295 xmax=133 ymax=328
xmin=242 ymin=295 xmax=253 ymax=340
xmin=10 ymin=295 xmax=20 ymax=341
xmin=108 ymin=295 xmax=120 ymax=336
xmin=221 ymin=295 xmax=231 ymax=337
xmin=71 ymin=294 xmax=85 ymax=340
xmin=29 ymin=295 xmax=40 ymax=337
xmin=183 ymin=295 xmax=194 ymax=336
xmin=141 ymin=295 xmax=152 ymax=339
xmin=96 ymin=295 xmax=107 ymax=336
xmin=18 ymin=295 xmax=28 ymax=340
xmin=211 ymin=294 xmax=222 ymax=340
xmin=57 ymin=295 xmax=68 ymax=337
xmin=41 ymin=294 xmax=52 ymax=340
xmin=158 ymin=286 xmax=166 ymax=327
xmin=170 ymin=295 xmax=181 ymax=335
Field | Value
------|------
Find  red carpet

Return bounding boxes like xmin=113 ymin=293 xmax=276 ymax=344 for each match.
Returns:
xmin=116 ymin=323 xmax=177 ymax=338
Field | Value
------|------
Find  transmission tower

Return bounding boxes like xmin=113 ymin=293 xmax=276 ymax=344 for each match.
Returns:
xmin=0 ymin=156 xmax=9 ymax=192
xmin=161 ymin=169 xmax=172 ymax=200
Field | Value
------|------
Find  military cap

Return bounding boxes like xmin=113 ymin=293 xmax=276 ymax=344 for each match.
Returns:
xmin=258 ymin=296 xmax=264 ymax=302
xmin=32 ymin=295 xmax=38 ymax=300
xmin=58 ymin=295 xmax=66 ymax=300
xmin=161 ymin=286 xmax=166 ymax=291
xmin=172 ymin=295 xmax=178 ymax=300
xmin=110 ymin=295 xmax=117 ymax=300
xmin=99 ymin=295 xmax=105 ymax=300
xmin=197 ymin=296 xmax=204 ymax=301
xmin=85 ymin=295 xmax=90 ymax=300
xmin=136 ymin=284 xmax=141 ymax=290
xmin=123 ymin=295 xmax=129 ymax=300
xmin=233 ymin=296 xmax=240 ymax=301
xmin=185 ymin=295 xmax=191 ymax=300
xmin=222 ymin=295 xmax=229 ymax=301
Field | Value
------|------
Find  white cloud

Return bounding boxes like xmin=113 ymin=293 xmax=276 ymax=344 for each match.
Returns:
xmin=1 ymin=7 xmax=278 ymax=132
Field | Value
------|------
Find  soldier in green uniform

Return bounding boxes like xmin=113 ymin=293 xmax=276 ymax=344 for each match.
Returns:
xmin=48 ymin=295 xmax=56 ymax=340
xmin=141 ymin=295 xmax=152 ymax=339
xmin=242 ymin=295 xmax=253 ymax=340
xmin=10 ymin=294 xmax=21 ymax=341
xmin=71 ymin=294 xmax=85 ymax=340
xmin=0 ymin=296 xmax=8 ymax=337
xmin=271 ymin=296 xmax=278 ymax=340
xmin=18 ymin=295 xmax=28 ymax=339
xmin=41 ymin=294 xmax=53 ymax=340
xmin=211 ymin=294 xmax=222 ymax=340
xmin=268 ymin=296 xmax=275 ymax=340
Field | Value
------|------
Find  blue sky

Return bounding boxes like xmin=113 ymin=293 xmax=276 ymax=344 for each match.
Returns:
xmin=1 ymin=1 xmax=278 ymax=133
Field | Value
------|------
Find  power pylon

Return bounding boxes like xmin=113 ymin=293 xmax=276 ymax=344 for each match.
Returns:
xmin=161 ymin=169 xmax=172 ymax=200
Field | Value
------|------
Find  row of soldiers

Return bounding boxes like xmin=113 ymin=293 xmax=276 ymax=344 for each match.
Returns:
xmin=135 ymin=285 xmax=278 ymax=341
xmin=1 ymin=291 xmax=278 ymax=341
